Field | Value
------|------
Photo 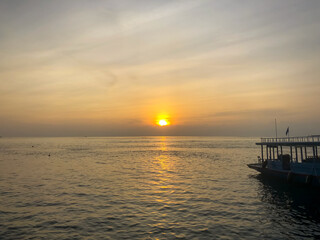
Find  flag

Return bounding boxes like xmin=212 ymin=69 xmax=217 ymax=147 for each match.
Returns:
xmin=286 ymin=127 xmax=289 ymax=136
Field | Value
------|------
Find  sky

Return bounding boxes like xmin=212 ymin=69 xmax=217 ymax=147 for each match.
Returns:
xmin=1 ymin=0 xmax=320 ymax=137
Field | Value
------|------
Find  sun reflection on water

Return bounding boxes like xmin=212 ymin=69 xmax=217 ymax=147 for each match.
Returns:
xmin=156 ymin=137 xmax=172 ymax=172
xmin=149 ymin=137 xmax=179 ymax=203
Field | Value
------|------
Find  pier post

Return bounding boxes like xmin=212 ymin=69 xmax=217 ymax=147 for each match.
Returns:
xmin=290 ymin=146 xmax=293 ymax=162
xmin=300 ymin=147 xmax=303 ymax=162
xmin=261 ymin=145 xmax=264 ymax=161
xmin=277 ymin=147 xmax=279 ymax=160
xmin=313 ymin=146 xmax=316 ymax=159
xmin=295 ymin=147 xmax=298 ymax=162
xmin=280 ymin=146 xmax=283 ymax=155
xmin=270 ymin=147 xmax=272 ymax=160
xmin=305 ymin=147 xmax=307 ymax=160
xmin=272 ymin=147 xmax=275 ymax=160
xmin=266 ymin=146 xmax=269 ymax=160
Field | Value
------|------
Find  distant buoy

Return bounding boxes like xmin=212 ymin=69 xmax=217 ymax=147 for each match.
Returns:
xmin=48 ymin=154 xmax=51 ymax=157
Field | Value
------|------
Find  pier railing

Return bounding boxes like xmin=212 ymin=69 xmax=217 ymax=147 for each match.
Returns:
xmin=261 ymin=135 xmax=320 ymax=143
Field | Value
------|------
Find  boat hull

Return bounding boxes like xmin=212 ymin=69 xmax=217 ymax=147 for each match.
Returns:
xmin=248 ymin=163 xmax=320 ymax=187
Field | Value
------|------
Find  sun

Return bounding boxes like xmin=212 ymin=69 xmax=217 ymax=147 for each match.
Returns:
xmin=157 ymin=119 xmax=171 ymax=127
xmin=158 ymin=119 xmax=169 ymax=126
xmin=155 ymin=114 xmax=171 ymax=127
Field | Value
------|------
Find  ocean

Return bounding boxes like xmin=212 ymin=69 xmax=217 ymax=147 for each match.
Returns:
xmin=1 ymin=136 xmax=320 ymax=239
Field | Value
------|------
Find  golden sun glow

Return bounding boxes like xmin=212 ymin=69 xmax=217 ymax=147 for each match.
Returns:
xmin=155 ymin=114 xmax=171 ymax=127
xmin=158 ymin=119 xmax=169 ymax=126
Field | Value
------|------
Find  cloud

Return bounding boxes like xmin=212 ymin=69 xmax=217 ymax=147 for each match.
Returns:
xmin=212 ymin=108 xmax=289 ymax=118
xmin=1 ymin=0 xmax=320 ymax=136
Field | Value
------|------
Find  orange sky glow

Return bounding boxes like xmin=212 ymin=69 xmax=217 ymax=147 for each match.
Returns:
xmin=1 ymin=1 xmax=320 ymax=136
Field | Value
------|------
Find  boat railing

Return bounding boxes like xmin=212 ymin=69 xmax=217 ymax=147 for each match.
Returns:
xmin=261 ymin=135 xmax=320 ymax=143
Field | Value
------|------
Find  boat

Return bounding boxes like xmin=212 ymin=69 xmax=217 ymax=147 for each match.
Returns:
xmin=248 ymin=135 xmax=320 ymax=187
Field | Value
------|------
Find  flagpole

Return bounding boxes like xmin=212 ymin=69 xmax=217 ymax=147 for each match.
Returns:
xmin=275 ymin=118 xmax=278 ymax=141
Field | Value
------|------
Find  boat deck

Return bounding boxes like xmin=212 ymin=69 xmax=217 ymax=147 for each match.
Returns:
xmin=256 ymin=135 xmax=320 ymax=146
xmin=249 ymin=135 xmax=320 ymax=187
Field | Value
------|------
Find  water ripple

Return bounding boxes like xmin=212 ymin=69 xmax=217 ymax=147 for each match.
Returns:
xmin=1 ymin=137 xmax=320 ymax=239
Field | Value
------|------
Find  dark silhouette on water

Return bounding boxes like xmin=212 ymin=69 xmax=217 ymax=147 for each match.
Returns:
xmin=248 ymin=135 xmax=320 ymax=187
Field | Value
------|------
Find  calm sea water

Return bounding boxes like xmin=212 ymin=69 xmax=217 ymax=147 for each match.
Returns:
xmin=1 ymin=137 xmax=320 ymax=239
